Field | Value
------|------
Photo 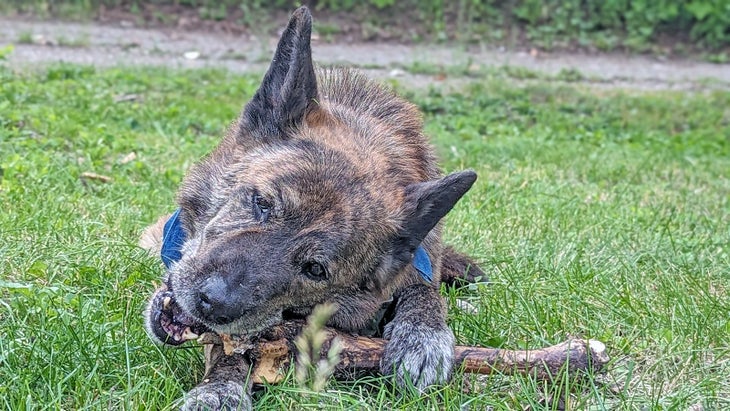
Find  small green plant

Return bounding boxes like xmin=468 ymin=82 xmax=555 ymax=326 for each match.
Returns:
xmin=686 ymin=0 xmax=730 ymax=48
xmin=56 ymin=33 xmax=90 ymax=48
xmin=16 ymin=31 xmax=33 ymax=44
xmin=315 ymin=0 xmax=357 ymax=12
xmin=401 ymin=61 xmax=445 ymax=76
xmin=315 ymin=23 xmax=341 ymax=41
xmin=0 ymin=44 xmax=13 ymax=60
xmin=501 ymin=65 xmax=541 ymax=80
xmin=294 ymin=303 xmax=343 ymax=392
xmin=555 ymin=67 xmax=585 ymax=82
xmin=705 ymin=51 xmax=729 ymax=63
xmin=198 ymin=3 xmax=227 ymax=21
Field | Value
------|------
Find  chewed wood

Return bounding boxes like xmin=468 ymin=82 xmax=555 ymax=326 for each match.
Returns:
xmin=200 ymin=321 xmax=609 ymax=385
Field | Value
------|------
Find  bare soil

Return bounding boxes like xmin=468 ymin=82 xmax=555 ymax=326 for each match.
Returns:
xmin=1 ymin=16 xmax=729 ymax=92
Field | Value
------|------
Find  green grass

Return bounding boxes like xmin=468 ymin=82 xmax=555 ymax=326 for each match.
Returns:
xmin=1 ymin=63 xmax=729 ymax=410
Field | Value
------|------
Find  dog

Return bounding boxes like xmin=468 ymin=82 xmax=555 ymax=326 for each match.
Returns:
xmin=143 ymin=6 xmax=483 ymax=409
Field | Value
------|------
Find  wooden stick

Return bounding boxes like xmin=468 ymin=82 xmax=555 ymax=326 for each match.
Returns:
xmin=79 ymin=171 xmax=113 ymax=183
xmin=199 ymin=321 xmax=609 ymax=385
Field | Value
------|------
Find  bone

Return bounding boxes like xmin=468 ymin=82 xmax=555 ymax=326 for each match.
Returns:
xmin=199 ymin=321 xmax=609 ymax=385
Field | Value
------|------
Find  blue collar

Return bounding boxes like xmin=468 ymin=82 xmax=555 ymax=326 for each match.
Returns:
xmin=160 ymin=208 xmax=433 ymax=283
xmin=160 ymin=208 xmax=185 ymax=269
xmin=412 ymin=245 xmax=433 ymax=283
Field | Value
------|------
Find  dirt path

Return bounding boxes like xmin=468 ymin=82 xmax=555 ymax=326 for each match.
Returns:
xmin=1 ymin=17 xmax=729 ymax=91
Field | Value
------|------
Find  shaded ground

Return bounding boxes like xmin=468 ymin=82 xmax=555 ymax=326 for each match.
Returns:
xmin=1 ymin=17 xmax=729 ymax=91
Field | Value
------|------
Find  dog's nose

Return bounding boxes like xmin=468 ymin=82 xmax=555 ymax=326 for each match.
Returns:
xmin=197 ymin=277 xmax=236 ymax=325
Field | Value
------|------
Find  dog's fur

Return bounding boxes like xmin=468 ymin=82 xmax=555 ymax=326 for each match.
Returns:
xmin=143 ymin=7 xmax=483 ymax=410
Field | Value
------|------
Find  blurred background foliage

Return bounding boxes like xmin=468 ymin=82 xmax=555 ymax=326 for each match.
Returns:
xmin=0 ymin=0 xmax=728 ymax=51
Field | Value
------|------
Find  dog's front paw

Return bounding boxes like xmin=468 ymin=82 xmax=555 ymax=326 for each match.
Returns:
xmin=181 ymin=381 xmax=252 ymax=411
xmin=380 ymin=318 xmax=455 ymax=392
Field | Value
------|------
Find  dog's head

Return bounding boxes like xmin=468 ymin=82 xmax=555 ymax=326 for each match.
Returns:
xmin=162 ymin=7 xmax=476 ymax=338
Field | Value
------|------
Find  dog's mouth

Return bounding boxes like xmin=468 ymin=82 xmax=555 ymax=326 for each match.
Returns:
xmin=148 ymin=288 xmax=209 ymax=346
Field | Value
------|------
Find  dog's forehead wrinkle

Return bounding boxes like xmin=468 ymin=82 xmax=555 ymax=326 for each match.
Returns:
xmin=201 ymin=200 xmax=255 ymax=236
xmin=230 ymin=129 xmax=403 ymax=228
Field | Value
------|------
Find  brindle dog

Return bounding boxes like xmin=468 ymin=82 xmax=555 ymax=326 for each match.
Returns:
xmin=143 ymin=6 xmax=483 ymax=410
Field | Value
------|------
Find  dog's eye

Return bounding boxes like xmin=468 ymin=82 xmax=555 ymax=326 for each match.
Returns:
xmin=252 ymin=194 xmax=272 ymax=222
xmin=302 ymin=261 xmax=327 ymax=280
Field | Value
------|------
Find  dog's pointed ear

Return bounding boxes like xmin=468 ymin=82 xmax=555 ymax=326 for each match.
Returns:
xmin=392 ymin=170 xmax=477 ymax=263
xmin=241 ymin=6 xmax=317 ymax=138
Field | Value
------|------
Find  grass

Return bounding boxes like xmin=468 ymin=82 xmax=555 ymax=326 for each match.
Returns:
xmin=1 ymin=62 xmax=729 ymax=410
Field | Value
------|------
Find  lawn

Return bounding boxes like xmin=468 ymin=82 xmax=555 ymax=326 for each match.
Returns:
xmin=0 ymin=63 xmax=728 ymax=410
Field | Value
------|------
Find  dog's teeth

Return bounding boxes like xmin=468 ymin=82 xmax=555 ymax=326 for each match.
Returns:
xmin=181 ymin=328 xmax=199 ymax=341
xmin=162 ymin=296 xmax=172 ymax=309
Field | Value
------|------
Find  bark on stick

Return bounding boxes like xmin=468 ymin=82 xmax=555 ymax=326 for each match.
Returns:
xmin=200 ymin=321 xmax=609 ymax=385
